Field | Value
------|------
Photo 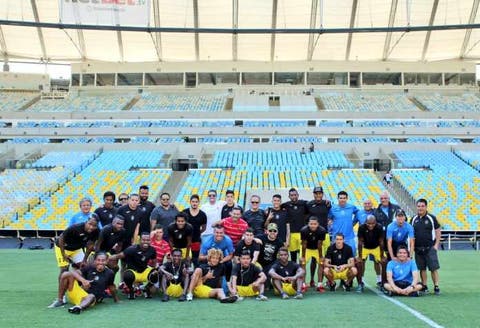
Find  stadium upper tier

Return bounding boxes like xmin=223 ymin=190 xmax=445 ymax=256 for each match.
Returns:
xmin=320 ymin=93 xmax=419 ymax=112
xmin=393 ymin=151 xmax=480 ymax=230
xmin=131 ymin=93 xmax=227 ymax=112
xmin=6 ymin=151 xmax=170 ymax=230
xmin=415 ymin=94 xmax=480 ymax=112
xmin=27 ymin=94 xmax=134 ymax=112
xmin=0 ymin=92 xmax=38 ymax=111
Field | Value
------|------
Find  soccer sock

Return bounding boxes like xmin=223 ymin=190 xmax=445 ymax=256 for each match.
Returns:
xmin=376 ymin=275 xmax=381 ymax=283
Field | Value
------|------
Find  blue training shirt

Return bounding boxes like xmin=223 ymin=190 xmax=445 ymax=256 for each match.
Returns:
xmin=386 ymin=221 xmax=414 ymax=244
xmin=386 ymin=259 xmax=418 ymax=283
xmin=68 ymin=212 xmax=91 ymax=227
xmin=328 ymin=203 xmax=359 ymax=240
xmin=354 ymin=209 xmax=375 ymax=226
xmin=200 ymin=234 xmax=234 ymax=257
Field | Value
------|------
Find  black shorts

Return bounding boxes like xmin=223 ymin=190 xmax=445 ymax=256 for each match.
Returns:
xmin=414 ymin=247 xmax=440 ymax=271
xmin=394 ymin=280 xmax=411 ymax=289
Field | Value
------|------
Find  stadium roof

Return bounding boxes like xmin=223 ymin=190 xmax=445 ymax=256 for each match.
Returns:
xmin=1 ymin=0 xmax=480 ymax=63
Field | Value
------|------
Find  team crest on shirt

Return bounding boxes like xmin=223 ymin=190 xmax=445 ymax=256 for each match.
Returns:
xmin=275 ymin=215 xmax=279 ymax=219
xmin=293 ymin=206 xmax=297 ymax=210
xmin=178 ymin=234 xmax=182 ymax=239
xmin=109 ymin=214 xmax=113 ymax=218
xmin=142 ymin=207 xmax=146 ymax=212
xmin=131 ymin=216 xmax=135 ymax=221
xmin=424 ymin=220 xmax=429 ymax=224
xmin=141 ymin=256 xmax=146 ymax=261
xmin=94 ymin=276 xmax=99 ymax=281
xmin=337 ymin=254 xmax=342 ymax=260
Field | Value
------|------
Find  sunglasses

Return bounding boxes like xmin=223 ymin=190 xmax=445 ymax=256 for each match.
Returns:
xmin=268 ymin=229 xmax=278 ymax=233
xmin=251 ymin=201 xmax=259 ymax=204
xmin=119 ymin=198 xmax=127 ymax=201
xmin=208 ymin=194 xmax=216 ymax=197
xmin=161 ymin=198 xmax=170 ymax=201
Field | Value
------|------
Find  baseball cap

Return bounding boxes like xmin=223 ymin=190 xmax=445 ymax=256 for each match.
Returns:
xmin=267 ymin=223 xmax=278 ymax=231
xmin=395 ymin=209 xmax=406 ymax=217
xmin=313 ymin=186 xmax=324 ymax=193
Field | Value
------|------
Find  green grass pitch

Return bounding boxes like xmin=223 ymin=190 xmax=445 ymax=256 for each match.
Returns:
xmin=0 ymin=249 xmax=478 ymax=328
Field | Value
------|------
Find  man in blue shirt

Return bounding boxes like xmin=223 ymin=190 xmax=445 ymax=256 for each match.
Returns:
xmin=354 ymin=199 xmax=375 ymax=226
xmin=199 ymin=225 xmax=234 ymax=280
xmin=386 ymin=209 xmax=415 ymax=260
xmin=384 ymin=246 xmax=423 ymax=296
xmin=69 ymin=197 xmax=93 ymax=227
xmin=328 ymin=191 xmax=359 ymax=255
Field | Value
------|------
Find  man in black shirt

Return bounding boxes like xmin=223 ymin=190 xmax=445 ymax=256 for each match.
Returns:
xmin=95 ymin=215 xmax=127 ymax=273
xmin=375 ymin=191 xmax=401 ymax=231
xmin=324 ymin=233 xmax=357 ymax=291
xmin=186 ymin=248 xmax=237 ymax=303
xmin=139 ymin=185 xmax=156 ymax=233
xmin=229 ymin=252 xmax=268 ymax=301
xmin=300 ymin=216 xmax=326 ymax=292
xmin=116 ymin=194 xmax=142 ymax=248
xmin=269 ymin=247 xmax=305 ymax=299
xmin=306 ymin=186 xmax=331 ymax=288
xmin=243 ymin=195 xmax=266 ymax=237
xmin=257 ymin=223 xmax=285 ymax=279
xmin=110 ymin=233 xmax=158 ymax=300
xmin=235 ymin=228 xmax=260 ymax=265
xmin=282 ymin=188 xmax=309 ymax=263
xmin=54 ymin=215 xmax=99 ymax=279
xmin=221 ymin=190 xmax=243 ymax=219
xmin=167 ymin=213 xmax=193 ymax=262
xmin=159 ymin=248 xmax=190 ymax=302
xmin=94 ymin=191 xmax=117 ymax=228
xmin=182 ymin=194 xmax=207 ymax=267
xmin=411 ymin=198 xmax=441 ymax=295
xmin=48 ymin=252 xmax=118 ymax=312
xmin=356 ymin=215 xmax=386 ymax=292
xmin=265 ymin=194 xmax=290 ymax=248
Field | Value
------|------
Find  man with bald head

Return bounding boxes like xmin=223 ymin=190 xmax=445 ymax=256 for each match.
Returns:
xmin=374 ymin=191 xmax=400 ymax=229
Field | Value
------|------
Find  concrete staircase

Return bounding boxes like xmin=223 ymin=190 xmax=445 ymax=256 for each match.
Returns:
xmin=154 ymin=171 xmax=188 ymax=205
xmin=375 ymin=171 xmax=416 ymax=215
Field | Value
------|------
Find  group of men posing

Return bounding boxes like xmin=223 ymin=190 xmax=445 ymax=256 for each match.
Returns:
xmin=48 ymin=185 xmax=442 ymax=314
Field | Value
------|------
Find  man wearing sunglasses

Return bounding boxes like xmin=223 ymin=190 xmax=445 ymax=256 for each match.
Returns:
xmin=150 ymin=192 xmax=179 ymax=240
xmin=243 ymin=195 xmax=266 ymax=238
xmin=201 ymin=189 xmax=226 ymax=243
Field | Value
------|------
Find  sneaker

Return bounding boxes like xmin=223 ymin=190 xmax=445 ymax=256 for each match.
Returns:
xmin=356 ymin=283 xmax=364 ymax=293
xmin=144 ymin=290 xmax=152 ymax=299
xmin=376 ymin=281 xmax=383 ymax=289
xmin=128 ymin=291 xmax=135 ymax=300
xmin=47 ymin=299 xmax=65 ymax=308
xmin=409 ymin=291 xmax=419 ymax=297
xmin=186 ymin=293 xmax=193 ymax=301
xmin=328 ymin=282 xmax=336 ymax=292
xmin=316 ymin=285 xmax=325 ymax=293
xmin=309 ymin=280 xmax=315 ymax=288
xmin=340 ymin=280 xmax=346 ymax=290
xmin=301 ymin=283 xmax=308 ymax=293
xmin=256 ymin=294 xmax=268 ymax=301
xmin=161 ymin=294 xmax=169 ymax=302
xmin=236 ymin=296 xmax=244 ymax=301
xmin=178 ymin=294 xmax=187 ymax=302
xmin=68 ymin=306 xmax=82 ymax=315
xmin=434 ymin=286 xmax=440 ymax=295
xmin=345 ymin=283 xmax=352 ymax=292
xmin=134 ymin=286 xmax=143 ymax=297
xmin=421 ymin=285 xmax=429 ymax=295
xmin=293 ymin=292 xmax=303 ymax=299
xmin=118 ymin=282 xmax=127 ymax=294
xmin=281 ymin=292 xmax=289 ymax=300
xmin=219 ymin=295 xmax=237 ymax=303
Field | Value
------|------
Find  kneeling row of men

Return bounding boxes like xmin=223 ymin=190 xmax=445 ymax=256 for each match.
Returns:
xmin=48 ymin=214 xmax=422 ymax=314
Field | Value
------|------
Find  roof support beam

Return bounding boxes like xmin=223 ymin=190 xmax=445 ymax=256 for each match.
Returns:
xmin=75 ymin=29 xmax=87 ymax=60
xmin=0 ymin=25 xmax=8 ymax=61
xmin=345 ymin=0 xmax=358 ymax=60
xmin=307 ymin=0 xmax=318 ymax=61
xmin=151 ymin=0 xmax=163 ymax=61
xmin=460 ymin=0 xmax=480 ymax=58
xmin=382 ymin=0 xmax=398 ymax=60
xmin=116 ymin=30 xmax=124 ymax=62
xmin=30 ymin=0 xmax=47 ymax=61
xmin=232 ymin=0 xmax=239 ymax=61
xmin=421 ymin=0 xmax=439 ymax=61
xmin=270 ymin=0 xmax=278 ymax=62
xmin=193 ymin=0 xmax=200 ymax=61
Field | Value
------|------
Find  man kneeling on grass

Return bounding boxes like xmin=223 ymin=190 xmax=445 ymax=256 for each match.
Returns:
xmin=186 ymin=248 xmax=237 ymax=303
xmin=384 ymin=245 xmax=423 ymax=297
xmin=269 ymin=247 xmax=305 ymax=299
xmin=48 ymin=252 xmax=119 ymax=314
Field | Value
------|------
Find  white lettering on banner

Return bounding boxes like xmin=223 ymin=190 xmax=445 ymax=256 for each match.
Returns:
xmin=59 ymin=0 xmax=151 ymax=27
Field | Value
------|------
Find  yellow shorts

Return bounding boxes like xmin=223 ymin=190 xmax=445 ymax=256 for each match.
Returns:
xmin=166 ymin=283 xmax=183 ymax=298
xmin=305 ymin=248 xmax=322 ymax=264
xmin=193 ymin=284 xmax=213 ymax=298
xmin=288 ymin=233 xmax=301 ymax=252
xmin=361 ymin=247 xmax=382 ymax=262
xmin=237 ymin=285 xmax=259 ymax=297
xmin=331 ymin=268 xmax=349 ymax=281
xmin=180 ymin=248 xmax=189 ymax=259
xmin=54 ymin=245 xmax=84 ymax=268
xmin=323 ymin=234 xmax=330 ymax=257
xmin=66 ymin=280 xmax=89 ymax=306
xmin=280 ymin=282 xmax=297 ymax=296
xmin=127 ymin=267 xmax=153 ymax=284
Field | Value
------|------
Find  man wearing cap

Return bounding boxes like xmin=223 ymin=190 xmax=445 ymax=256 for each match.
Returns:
xmin=257 ymin=223 xmax=285 ymax=280
xmin=306 ymin=186 xmax=331 ymax=289
xmin=386 ymin=209 xmax=415 ymax=260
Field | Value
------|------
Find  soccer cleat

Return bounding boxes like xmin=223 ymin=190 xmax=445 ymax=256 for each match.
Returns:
xmin=186 ymin=293 xmax=193 ymax=301
xmin=301 ymin=283 xmax=308 ymax=293
xmin=409 ymin=291 xmax=419 ymax=297
xmin=434 ymin=286 xmax=440 ymax=295
xmin=281 ymin=292 xmax=289 ymax=300
xmin=220 ymin=295 xmax=237 ymax=303
xmin=68 ymin=306 xmax=82 ymax=315
xmin=135 ymin=286 xmax=143 ymax=297
xmin=128 ymin=291 xmax=135 ymax=300
xmin=420 ymin=284 xmax=429 ymax=295
xmin=161 ymin=294 xmax=169 ymax=302
xmin=293 ymin=292 xmax=303 ymax=299
xmin=178 ymin=294 xmax=187 ymax=302
xmin=256 ymin=294 xmax=268 ymax=301
xmin=328 ymin=282 xmax=336 ymax=292
xmin=344 ymin=283 xmax=352 ymax=292
xmin=376 ymin=281 xmax=383 ymax=289
xmin=316 ymin=285 xmax=325 ymax=293
xmin=356 ymin=283 xmax=364 ymax=293
xmin=47 ymin=299 xmax=65 ymax=308
xmin=309 ymin=280 xmax=315 ymax=288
